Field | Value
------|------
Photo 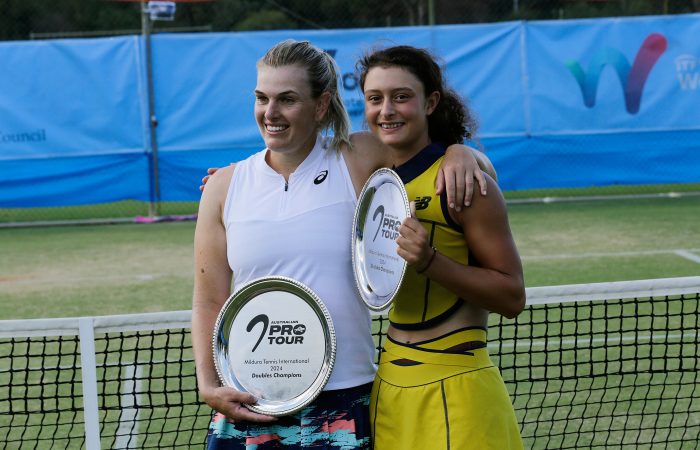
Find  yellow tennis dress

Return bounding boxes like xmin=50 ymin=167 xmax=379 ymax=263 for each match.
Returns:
xmin=369 ymin=143 xmax=523 ymax=450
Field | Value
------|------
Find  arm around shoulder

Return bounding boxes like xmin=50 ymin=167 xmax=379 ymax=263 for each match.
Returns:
xmin=342 ymin=131 xmax=393 ymax=195
xmin=473 ymin=149 xmax=497 ymax=181
xmin=424 ymin=175 xmax=524 ymax=318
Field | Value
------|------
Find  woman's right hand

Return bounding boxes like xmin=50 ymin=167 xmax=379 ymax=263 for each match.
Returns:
xmin=200 ymin=385 xmax=278 ymax=423
xmin=199 ymin=167 xmax=220 ymax=191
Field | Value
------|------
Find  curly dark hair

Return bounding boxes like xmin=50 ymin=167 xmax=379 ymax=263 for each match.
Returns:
xmin=357 ymin=45 xmax=478 ymax=146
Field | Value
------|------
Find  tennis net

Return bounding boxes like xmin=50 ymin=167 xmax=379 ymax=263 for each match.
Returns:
xmin=1 ymin=276 xmax=698 ymax=449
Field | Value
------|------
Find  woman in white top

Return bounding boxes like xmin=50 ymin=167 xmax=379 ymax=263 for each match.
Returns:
xmin=192 ymin=39 xmax=491 ymax=450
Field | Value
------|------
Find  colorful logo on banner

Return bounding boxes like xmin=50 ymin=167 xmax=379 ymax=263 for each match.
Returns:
xmin=566 ymin=33 xmax=667 ymax=114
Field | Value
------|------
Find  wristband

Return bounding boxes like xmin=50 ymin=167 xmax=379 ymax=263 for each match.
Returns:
xmin=416 ymin=247 xmax=437 ymax=274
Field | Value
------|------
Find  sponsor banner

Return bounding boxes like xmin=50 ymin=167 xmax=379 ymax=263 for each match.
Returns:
xmin=0 ymin=154 xmax=150 ymax=207
xmin=486 ymin=129 xmax=700 ymax=191
xmin=1 ymin=15 xmax=699 ymax=206
xmin=0 ymin=37 xmax=145 ymax=161
xmin=148 ymin=23 xmax=522 ymax=154
xmin=527 ymin=14 xmax=700 ymax=132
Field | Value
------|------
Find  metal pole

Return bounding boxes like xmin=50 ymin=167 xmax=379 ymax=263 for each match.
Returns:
xmin=142 ymin=6 xmax=161 ymax=217
xmin=428 ymin=0 xmax=435 ymax=26
xmin=79 ymin=318 xmax=102 ymax=450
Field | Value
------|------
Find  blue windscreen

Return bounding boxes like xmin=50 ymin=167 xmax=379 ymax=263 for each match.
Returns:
xmin=1 ymin=14 xmax=698 ymax=206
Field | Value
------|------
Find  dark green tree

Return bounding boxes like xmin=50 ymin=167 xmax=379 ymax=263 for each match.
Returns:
xmin=1 ymin=0 xmax=698 ymax=41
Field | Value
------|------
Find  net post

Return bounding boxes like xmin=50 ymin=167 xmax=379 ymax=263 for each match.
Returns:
xmin=79 ymin=317 xmax=102 ymax=450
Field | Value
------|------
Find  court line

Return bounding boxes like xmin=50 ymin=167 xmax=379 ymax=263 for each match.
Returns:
xmin=522 ymin=248 xmax=700 ymax=261
xmin=675 ymin=250 xmax=700 ymax=264
xmin=491 ymin=331 xmax=699 ymax=350
xmin=2 ymin=250 xmax=697 ymax=289
xmin=507 ymin=191 xmax=700 ymax=205
xmin=0 ymin=273 xmax=183 ymax=286
xmin=115 ymin=364 xmax=143 ymax=449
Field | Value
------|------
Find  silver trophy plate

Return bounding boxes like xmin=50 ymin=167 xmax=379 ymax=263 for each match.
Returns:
xmin=212 ymin=276 xmax=336 ymax=416
xmin=352 ymin=168 xmax=410 ymax=311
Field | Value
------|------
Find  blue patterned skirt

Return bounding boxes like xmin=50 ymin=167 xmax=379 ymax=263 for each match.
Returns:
xmin=207 ymin=382 xmax=372 ymax=449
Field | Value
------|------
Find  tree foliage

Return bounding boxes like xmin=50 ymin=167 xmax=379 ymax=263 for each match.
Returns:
xmin=0 ymin=0 xmax=697 ymax=41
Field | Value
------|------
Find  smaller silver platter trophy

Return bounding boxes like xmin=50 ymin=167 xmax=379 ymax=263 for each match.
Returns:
xmin=352 ymin=168 xmax=410 ymax=311
xmin=213 ymin=277 xmax=336 ymax=416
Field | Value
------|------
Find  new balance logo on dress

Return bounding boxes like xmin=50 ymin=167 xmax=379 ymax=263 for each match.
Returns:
xmin=414 ymin=196 xmax=431 ymax=210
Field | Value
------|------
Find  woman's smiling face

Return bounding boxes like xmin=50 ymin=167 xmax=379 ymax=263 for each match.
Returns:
xmin=362 ymin=65 xmax=438 ymax=158
xmin=254 ymin=64 xmax=326 ymax=155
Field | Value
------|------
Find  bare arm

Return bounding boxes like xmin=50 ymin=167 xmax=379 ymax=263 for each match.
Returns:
xmin=201 ymin=133 xmax=393 ymax=195
xmin=473 ymin=149 xmax=497 ymax=181
xmin=342 ymin=132 xmax=492 ymax=206
xmin=397 ymin=175 xmax=524 ymax=319
xmin=191 ymin=164 xmax=276 ymax=422
xmin=437 ymin=145 xmax=496 ymax=211
xmin=200 ymin=143 xmax=497 ymax=209
xmin=340 ymin=131 xmax=392 ymax=196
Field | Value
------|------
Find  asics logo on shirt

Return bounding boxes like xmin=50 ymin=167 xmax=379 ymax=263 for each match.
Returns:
xmin=314 ymin=170 xmax=328 ymax=185
xmin=414 ymin=196 xmax=432 ymax=210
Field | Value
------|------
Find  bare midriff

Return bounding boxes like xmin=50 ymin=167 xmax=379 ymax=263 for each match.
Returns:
xmin=388 ymin=301 xmax=489 ymax=344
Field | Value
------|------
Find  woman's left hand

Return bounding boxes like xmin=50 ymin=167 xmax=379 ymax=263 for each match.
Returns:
xmin=397 ymin=202 xmax=434 ymax=271
xmin=437 ymin=145 xmax=488 ymax=211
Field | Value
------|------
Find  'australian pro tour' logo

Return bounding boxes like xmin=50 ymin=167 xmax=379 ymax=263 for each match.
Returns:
xmin=246 ymin=314 xmax=306 ymax=352
xmin=371 ymin=205 xmax=400 ymax=242
xmin=565 ymin=33 xmax=667 ymax=114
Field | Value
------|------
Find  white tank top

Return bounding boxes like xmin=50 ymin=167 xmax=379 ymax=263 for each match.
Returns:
xmin=223 ymin=136 xmax=376 ymax=390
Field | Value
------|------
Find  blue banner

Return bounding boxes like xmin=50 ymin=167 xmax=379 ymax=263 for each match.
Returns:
xmin=0 ymin=36 xmax=151 ymax=206
xmin=1 ymin=14 xmax=698 ymax=207
xmin=526 ymin=14 xmax=700 ymax=133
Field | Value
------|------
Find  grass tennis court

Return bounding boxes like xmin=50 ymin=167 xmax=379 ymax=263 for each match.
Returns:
xmin=1 ymin=194 xmax=698 ymax=320
xmin=2 ymin=287 xmax=697 ymax=449
xmin=1 ymin=193 xmax=698 ymax=449
xmin=0 ymin=326 xmax=209 ymax=449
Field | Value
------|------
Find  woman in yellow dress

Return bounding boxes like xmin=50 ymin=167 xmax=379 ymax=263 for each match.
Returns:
xmin=358 ymin=45 xmax=525 ymax=450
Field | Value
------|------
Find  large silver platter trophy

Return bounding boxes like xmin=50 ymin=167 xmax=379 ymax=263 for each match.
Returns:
xmin=352 ymin=168 xmax=411 ymax=311
xmin=213 ymin=277 xmax=336 ymax=416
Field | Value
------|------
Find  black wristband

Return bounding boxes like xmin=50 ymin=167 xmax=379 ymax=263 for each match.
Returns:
xmin=416 ymin=247 xmax=437 ymax=274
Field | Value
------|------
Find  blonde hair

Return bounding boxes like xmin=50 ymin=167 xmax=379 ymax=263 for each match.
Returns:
xmin=259 ymin=40 xmax=351 ymax=151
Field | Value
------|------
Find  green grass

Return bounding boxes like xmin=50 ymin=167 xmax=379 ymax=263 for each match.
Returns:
xmin=489 ymin=293 xmax=700 ymax=449
xmin=1 ymin=193 xmax=698 ymax=448
xmin=502 ymin=183 xmax=700 ymax=200
xmin=0 ymin=201 xmax=199 ymax=224
xmin=1 ymin=196 xmax=698 ymax=320
xmin=508 ymin=196 xmax=700 ymax=285
xmin=0 ymin=330 xmax=208 ymax=449
xmin=1 ymin=183 xmax=697 ymax=224
xmin=0 ymin=221 xmax=195 ymax=319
